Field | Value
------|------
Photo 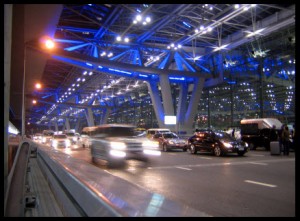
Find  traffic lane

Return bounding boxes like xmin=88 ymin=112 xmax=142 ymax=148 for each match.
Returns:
xmin=50 ymin=146 xmax=295 ymax=216
xmin=106 ymin=152 xmax=295 ymax=217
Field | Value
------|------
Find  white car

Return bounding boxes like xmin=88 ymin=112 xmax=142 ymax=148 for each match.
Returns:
xmin=51 ymin=134 xmax=71 ymax=149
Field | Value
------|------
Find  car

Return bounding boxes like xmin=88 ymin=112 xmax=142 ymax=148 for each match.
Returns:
xmin=64 ymin=131 xmax=78 ymax=144
xmin=51 ymin=134 xmax=71 ymax=149
xmin=146 ymin=128 xmax=171 ymax=139
xmin=187 ymin=129 xmax=249 ymax=156
xmin=152 ymin=132 xmax=188 ymax=152
xmin=42 ymin=130 xmax=55 ymax=144
xmin=82 ymin=124 xmax=161 ymax=168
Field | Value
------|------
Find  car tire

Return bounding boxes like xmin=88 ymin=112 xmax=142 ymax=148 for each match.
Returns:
xmin=163 ymin=144 xmax=168 ymax=152
xmin=214 ymin=146 xmax=222 ymax=156
xmin=249 ymin=143 xmax=256 ymax=150
xmin=190 ymin=144 xmax=197 ymax=154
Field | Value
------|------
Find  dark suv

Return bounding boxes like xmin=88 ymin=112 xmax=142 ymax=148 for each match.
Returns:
xmin=187 ymin=130 xmax=249 ymax=156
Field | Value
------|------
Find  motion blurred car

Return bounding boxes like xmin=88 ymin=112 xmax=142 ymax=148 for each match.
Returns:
xmin=82 ymin=124 xmax=161 ymax=168
xmin=65 ymin=131 xmax=78 ymax=144
xmin=51 ymin=134 xmax=71 ymax=149
xmin=187 ymin=129 xmax=249 ymax=156
xmin=33 ymin=133 xmax=42 ymax=142
xmin=152 ymin=132 xmax=187 ymax=152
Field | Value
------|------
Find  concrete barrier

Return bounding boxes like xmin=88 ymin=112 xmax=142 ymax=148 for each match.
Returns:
xmin=36 ymin=143 xmax=210 ymax=217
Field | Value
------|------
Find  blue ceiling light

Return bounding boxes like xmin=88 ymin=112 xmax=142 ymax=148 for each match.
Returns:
xmin=182 ymin=21 xmax=191 ymax=28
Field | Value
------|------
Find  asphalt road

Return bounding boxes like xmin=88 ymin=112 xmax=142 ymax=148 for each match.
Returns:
xmin=54 ymin=144 xmax=296 ymax=217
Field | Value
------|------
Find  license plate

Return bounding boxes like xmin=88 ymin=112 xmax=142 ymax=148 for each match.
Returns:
xmin=239 ymin=147 xmax=244 ymax=151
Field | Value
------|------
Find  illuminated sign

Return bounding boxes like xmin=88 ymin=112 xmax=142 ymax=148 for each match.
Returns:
xmin=164 ymin=115 xmax=176 ymax=125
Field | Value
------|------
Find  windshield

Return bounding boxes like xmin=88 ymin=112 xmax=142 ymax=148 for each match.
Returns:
xmin=65 ymin=132 xmax=75 ymax=136
xmin=214 ymin=131 xmax=234 ymax=141
xmin=102 ymin=127 xmax=135 ymax=137
xmin=163 ymin=133 xmax=179 ymax=139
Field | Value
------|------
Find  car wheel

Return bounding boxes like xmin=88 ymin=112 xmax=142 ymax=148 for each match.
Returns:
xmin=249 ymin=143 xmax=256 ymax=150
xmin=214 ymin=146 xmax=222 ymax=156
xmin=163 ymin=144 xmax=168 ymax=152
xmin=190 ymin=144 xmax=197 ymax=154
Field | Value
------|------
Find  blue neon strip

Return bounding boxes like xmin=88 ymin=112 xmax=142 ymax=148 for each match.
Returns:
xmin=93 ymin=46 xmax=98 ymax=58
xmin=64 ymin=43 xmax=91 ymax=52
xmin=108 ymin=68 xmax=132 ymax=75
xmin=169 ymin=77 xmax=185 ymax=81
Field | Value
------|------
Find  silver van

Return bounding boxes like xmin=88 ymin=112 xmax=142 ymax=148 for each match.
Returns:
xmin=81 ymin=124 xmax=161 ymax=167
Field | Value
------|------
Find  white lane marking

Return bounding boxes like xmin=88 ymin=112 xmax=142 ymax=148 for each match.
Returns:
xmin=250 ymin=154 xmax=265 ymax=157
xmin=249 ymin=162 xmax=268 ymax=165
xmin=244 ymin=180 xmax=277 ymax=188
xmin=147 ymin=158 xmax=294 ymax=170
xmin=201 ymin=157 xmax=212 ymax=160
xmin=176 ymin=166 xmax=192 ymax=171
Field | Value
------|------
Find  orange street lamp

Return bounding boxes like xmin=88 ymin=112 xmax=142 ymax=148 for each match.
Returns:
xmin=35 ymin=83 xmax=42 ymax=89
xmin=22 ymin=37 xmax=55 ymax=138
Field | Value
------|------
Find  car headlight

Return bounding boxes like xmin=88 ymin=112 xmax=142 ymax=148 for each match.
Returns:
xmin=143 ymin=140 xmax=159 ymax=148
xmin=110 ymin=141 xmax=126 ymax=150
xmin=222 ymin=141 xmax=233 ymax=148
xmin=53 ymin=140 xmax=57 ymax=145
xmin=244 ymin=142 xmax=248 ymax=147
xmin=168 ymin=140 xmax=175 ymax=145
xmin=66 ymin=140 xmax=71 ymax=146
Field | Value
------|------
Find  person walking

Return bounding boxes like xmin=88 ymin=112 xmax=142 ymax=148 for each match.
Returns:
xmin=282 ymin=125 xmax=290 ymax=155
xmin=270 ymin=125 xmax=278 ymax=141
xmin=279 ymin=124 xmax=285 ymax=153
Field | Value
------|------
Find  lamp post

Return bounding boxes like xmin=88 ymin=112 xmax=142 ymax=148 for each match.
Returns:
xmin=21 ymin=38 xmax=55 ymax=139
xmin=21 ymin=44 xmax=27 ymax=138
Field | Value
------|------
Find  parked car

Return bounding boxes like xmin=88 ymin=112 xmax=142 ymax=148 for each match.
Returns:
xmin=82 ymin=124 xmax=161 ymax=168
xmin=51 ymin=134 xmax=71 ymax=149
xmin=146 ymin=128 xmax=171 ymax=139
xmin=187 ymin=129 xmax=249 ymax=156
xmin=152 ymin=132 xmax=187 ymax=152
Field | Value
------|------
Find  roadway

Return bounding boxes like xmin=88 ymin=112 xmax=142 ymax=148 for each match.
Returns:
xmin=42 ymin=143 xmax=295 ymax=217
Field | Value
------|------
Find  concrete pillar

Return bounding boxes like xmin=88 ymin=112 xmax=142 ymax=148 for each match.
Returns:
xmin=146 ymin=81 xmax=164 ymax=128
xmin=85 ymin=107 xmax=95 ymax=126
xmin=100 ymin=108 xmax=111 ymax=125
xmin=176 ymin=82 xmax=188 ymax=133
xmin=183 ymin=77 xmax=205 ymax=133
xmin=65 ymin=118 xmax=70 ymax=130
xmin=159 ymin=74 xmax=174 ymax=116
xmin=54 ymin=122 xmax=58 ymax=132
xmin=75 ymin=118 xmax=80 ymax=132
